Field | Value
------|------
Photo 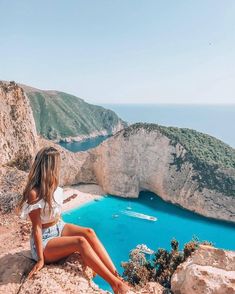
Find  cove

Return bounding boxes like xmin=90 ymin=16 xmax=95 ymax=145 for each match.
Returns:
xmin=62 ymin=191 xmax=235 ymax=292
xmin=59 ymin=134 xmax=111 ymax=152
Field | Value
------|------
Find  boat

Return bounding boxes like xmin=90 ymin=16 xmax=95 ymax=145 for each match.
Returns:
xmin=136 ymin=244 xmax=154 ymax=255
xmin=121 ymin=210 xmax=158 ymax=222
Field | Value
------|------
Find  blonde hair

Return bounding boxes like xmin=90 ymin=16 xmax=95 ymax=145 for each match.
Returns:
xmin=19 ymin=146 xmax=61 ymax=215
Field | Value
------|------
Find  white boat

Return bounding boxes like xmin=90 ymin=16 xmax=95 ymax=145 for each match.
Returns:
xmin=121 ymin=210 xmax=158 ymax=222
xmin=136 ymin=244 xmax=154 ymax=255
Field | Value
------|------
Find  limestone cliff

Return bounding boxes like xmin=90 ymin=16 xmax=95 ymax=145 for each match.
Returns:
xmin=1 ymin=81 xmax=235 ymax=293
xmin=91 ymin=123 xmax=235 ymax=222
xmin=0 ymin=81 xmax=38 ymax=170
xmin=1 ymin=82 xmax=235 ymax=223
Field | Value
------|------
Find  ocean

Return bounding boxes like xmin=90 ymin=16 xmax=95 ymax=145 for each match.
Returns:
xmin=60 ymin=104 xmax=235 ymax=152
xmin=101 ymin=104 xmax=235 ymax=148
xmin=60 ymin=104 xmax=235 ymax=293
xmin=62 ymin=192 xmax=235 ymax=292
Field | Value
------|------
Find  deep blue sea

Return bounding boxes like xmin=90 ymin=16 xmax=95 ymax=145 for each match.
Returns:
xmin=62 ymin=192 xmax=235 ymax=292
xmin=60 ymin=104 xmax=235 ymax=293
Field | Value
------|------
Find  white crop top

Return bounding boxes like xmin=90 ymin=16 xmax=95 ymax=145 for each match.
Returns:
xmin=20 ymin=186 xmax=65 ymax=224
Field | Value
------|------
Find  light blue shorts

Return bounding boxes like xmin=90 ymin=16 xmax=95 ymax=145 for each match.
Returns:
xmin=30 ymin=218 xmax=66 ymax=261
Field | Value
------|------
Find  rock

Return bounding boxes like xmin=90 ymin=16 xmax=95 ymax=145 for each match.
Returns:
xmin=0 ymin=246 xmax=109 ymax=294
xmin=38 ymin=137 xmax=97 ymax=186
xmin=0 ymin=82 xmax=38 ymax=170
xmin=0 ymin=238 xmax=164 ymax=294
xmin=171 ymin=245 xmax=235 ymax=294
xmin=0 ymin=166 xmax=27 ymax=212
xmin=1 ymin=82 xmax=235 ymax=223
xmin=91 ymin=123 xmax=235 ymax=222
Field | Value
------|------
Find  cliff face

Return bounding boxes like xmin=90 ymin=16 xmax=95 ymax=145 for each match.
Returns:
xmin=0 ymin=81 xmax=235 ymax=293
xmin=171 ymin=245 xmax=235 ymax=294
xmin=0 ymin=81 xmax=38 ymax=170
xmin=91 ymin=123 xmax=235 ymax=222
xmin=1 ymin=82 xmax=234 ymax=223
xmin=21 ymin=83 xmax=127 ymax=141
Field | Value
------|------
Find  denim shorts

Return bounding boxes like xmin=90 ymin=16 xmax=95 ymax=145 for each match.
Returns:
xmin=30 ymin=218 xmax=66 ymax=261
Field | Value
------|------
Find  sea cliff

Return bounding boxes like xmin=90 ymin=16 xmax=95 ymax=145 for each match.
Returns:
xmin=20 ymin=83 xmax=127 ymax=141
xmin=1 ymin=82 xmax=234 ymax=222
xmin=91 ymin=123 xmax=235 ymax=222
xmin=0 ymin=81 xmax=235 ymax=294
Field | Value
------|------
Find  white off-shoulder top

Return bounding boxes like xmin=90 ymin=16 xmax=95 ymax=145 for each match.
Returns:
xmin=20 ymin=186 xmax=65 ymax=224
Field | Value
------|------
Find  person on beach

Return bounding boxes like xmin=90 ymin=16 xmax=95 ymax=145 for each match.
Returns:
xmin=19 ymin=146 xmax=131 ymax=294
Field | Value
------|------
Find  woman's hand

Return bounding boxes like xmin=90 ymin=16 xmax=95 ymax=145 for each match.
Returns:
xmin=27 ymin=259 xmax=44 ymax=279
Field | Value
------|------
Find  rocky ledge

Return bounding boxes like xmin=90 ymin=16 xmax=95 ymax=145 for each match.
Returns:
xmin=171 ymin=245 xmax=235 ymax=294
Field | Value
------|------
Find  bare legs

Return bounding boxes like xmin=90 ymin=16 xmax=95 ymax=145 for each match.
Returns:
xmin=43 ymin=236 xmax=130 ymax=294
xmin=61 ymin=223 xmax=119 ymax=277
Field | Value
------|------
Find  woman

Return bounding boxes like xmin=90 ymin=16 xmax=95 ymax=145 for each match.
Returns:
xmin=19 ymin=146 xmax=131 ymax=294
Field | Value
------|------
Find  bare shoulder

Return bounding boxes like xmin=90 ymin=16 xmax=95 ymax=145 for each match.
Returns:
xmin=27 ymin=188 xmax=41 ymax=205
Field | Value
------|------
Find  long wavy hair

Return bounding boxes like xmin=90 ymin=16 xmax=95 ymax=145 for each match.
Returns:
xmin=18 ymin=146 xmax=61 ymax=215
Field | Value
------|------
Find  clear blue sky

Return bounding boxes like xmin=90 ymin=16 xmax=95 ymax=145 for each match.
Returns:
xmin=1 ymin=0 xmax=235 ymax=104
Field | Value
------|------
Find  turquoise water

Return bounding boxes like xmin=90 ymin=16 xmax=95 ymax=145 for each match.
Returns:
xmin=62 ymin=191 xmax=235 ymax=292
xmin=59 ymin=134 xmax=111 ymax=152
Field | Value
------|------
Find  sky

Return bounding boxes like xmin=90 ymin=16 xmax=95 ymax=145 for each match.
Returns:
xmin=0 ymin=0 xmax=235 ymax=104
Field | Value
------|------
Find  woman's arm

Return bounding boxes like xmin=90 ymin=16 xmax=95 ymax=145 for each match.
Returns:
xmin=27 ymin=190 xmax=44 ymax=279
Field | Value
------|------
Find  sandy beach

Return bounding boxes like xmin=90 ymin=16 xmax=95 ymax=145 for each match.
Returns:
xmin=62 ymin=184 xmax=107 ymax=212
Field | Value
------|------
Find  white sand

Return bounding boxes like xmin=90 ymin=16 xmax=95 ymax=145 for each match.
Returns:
xmin=62 ymin=184 xmax=107 ymax=212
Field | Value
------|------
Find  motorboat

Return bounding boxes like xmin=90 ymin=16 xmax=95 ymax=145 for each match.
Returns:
xmin=121 ymin=210 xmax=157 ymax=222
xmin=136 ymin=244 xmax=154 ymax=255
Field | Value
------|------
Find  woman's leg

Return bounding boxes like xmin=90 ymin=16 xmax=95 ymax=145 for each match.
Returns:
xmin=43 ymin=236 xmax=130 ymax=294
xmin=61 ymin=223 xmax=118 ymax=276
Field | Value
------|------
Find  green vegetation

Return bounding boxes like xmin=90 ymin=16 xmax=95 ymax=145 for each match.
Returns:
xmin=25 ymin=89 xmax=127 ymax=140
xmin=121 ymin=237 xmax=213 ymax=291
xmin=121 ymin=123 xmax=235 ymax=196
xmin=122 ymin=123 xmax=235 ymax=169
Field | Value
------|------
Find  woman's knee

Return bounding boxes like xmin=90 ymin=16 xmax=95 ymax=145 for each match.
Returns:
xmin=84 ymin=227 xmax=96 ymax=237
xmin=76 ymin=236 xmax=89 ymax=248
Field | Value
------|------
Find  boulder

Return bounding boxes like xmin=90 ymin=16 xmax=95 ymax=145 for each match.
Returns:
xmin=171 ymin=245 xmax=235 ymax=294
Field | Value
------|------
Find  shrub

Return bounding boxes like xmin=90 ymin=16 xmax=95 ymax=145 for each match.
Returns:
xmin=121 ymin=237 xmax=213 ymax=290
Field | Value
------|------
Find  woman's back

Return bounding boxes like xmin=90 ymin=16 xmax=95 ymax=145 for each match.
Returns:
xmin=20 ymin=186 xmax=64 ymax=224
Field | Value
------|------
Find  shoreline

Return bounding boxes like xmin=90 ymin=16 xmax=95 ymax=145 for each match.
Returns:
xmin=62 ymin=184 xmax=107 ymax=212
xmin=61 ymin=185 xmax=235 ymax=225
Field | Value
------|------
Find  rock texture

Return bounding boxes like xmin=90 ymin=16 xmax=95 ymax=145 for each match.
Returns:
xmin=171 ymin=245 xmax=235 ymax=294
xmin=0 ymin=212 xmax=164 ymax=294
xmin=91 ymin=124 xmax=235 ymax=222
xmin=0 ymin=246 xmax=108 ymax=294
xmin=1 ymin=81 xmax=235 ymax=293
xmin=1 ymin=82 xmax=234 ymax=222
xmin=1 ymin=82 xmax=235 ymax=223
xmin=0 ymin=81 xmax=38 ymax=170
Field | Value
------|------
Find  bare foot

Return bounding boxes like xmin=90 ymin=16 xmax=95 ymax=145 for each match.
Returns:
xmin=112 ymin=279 xmax=131 ymax=294
xmin=113 ymin=270 xmax=131 ymax=286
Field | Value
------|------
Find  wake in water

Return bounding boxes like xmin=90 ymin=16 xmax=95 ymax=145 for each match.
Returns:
xmin=121 ymin=210 xmax=158 ymax=221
